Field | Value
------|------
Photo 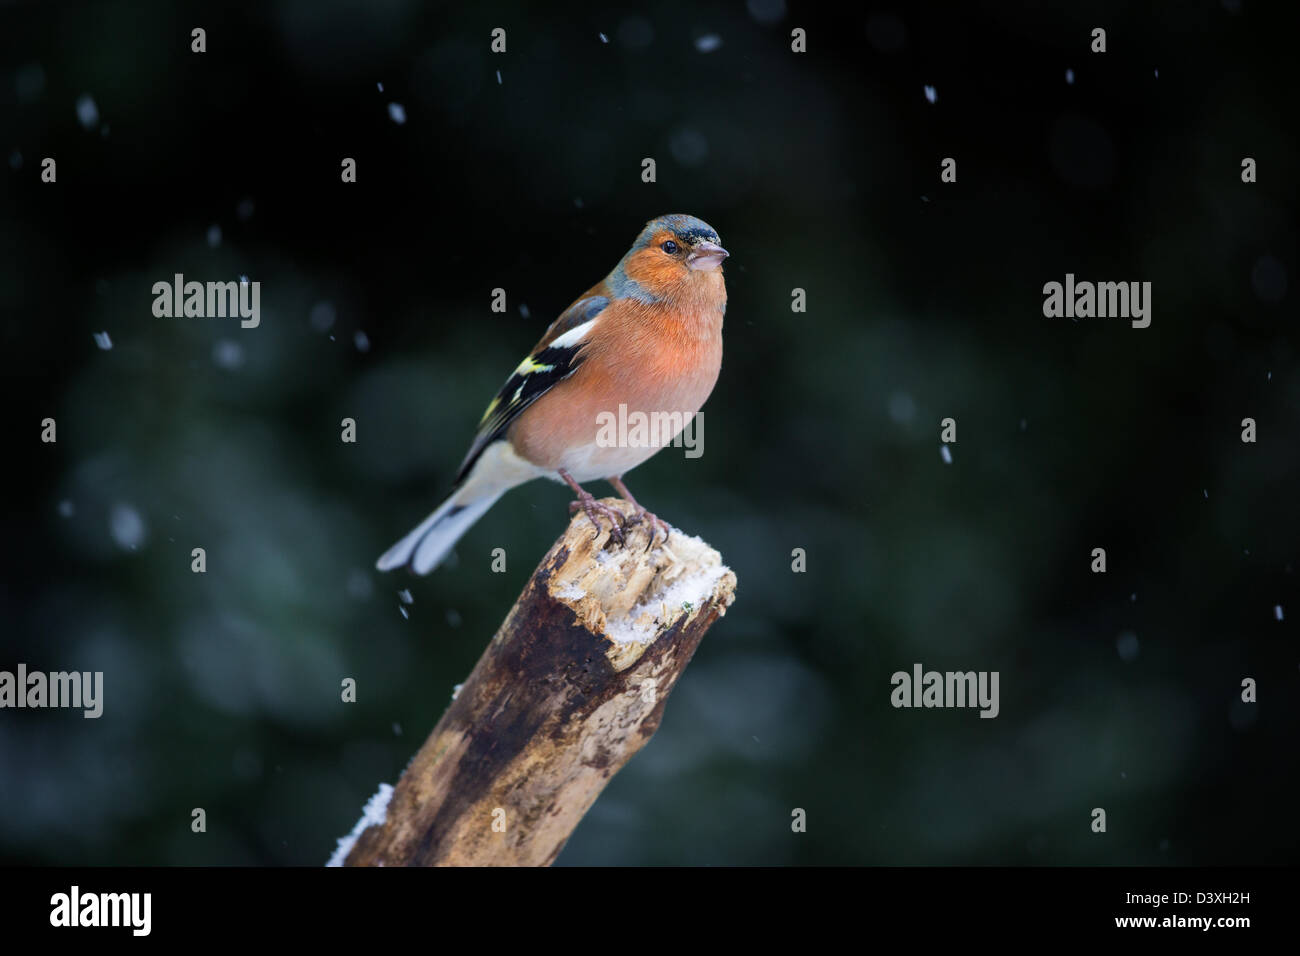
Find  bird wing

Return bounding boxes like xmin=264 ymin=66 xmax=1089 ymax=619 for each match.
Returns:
xmin=453 ymin=290 xmax=611 ymax=486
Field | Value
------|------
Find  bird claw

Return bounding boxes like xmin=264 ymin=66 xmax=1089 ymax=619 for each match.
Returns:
xmin=603 ymin=477 xmax=669 ymax=550
xmin=569 ymin=495 xmax=626 ymax=546
xmin=624 ymin=508 xmax=671 ymax=551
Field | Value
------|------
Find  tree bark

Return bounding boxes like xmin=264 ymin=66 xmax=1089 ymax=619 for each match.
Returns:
xmin=343 ymin=498 xmax=737 ymax=867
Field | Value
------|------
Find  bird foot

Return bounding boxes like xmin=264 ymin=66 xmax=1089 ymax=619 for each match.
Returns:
xmin=624 ymin=507 xmax=671 ymax=550
xmin=605 ymin=476 xmax=670 ymax=550
xmin=568 ymin=493 xmax=626 ymax=546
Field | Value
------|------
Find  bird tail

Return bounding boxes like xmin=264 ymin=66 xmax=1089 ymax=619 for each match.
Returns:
xmin=375 ymin=490 xmax=503 ymax=575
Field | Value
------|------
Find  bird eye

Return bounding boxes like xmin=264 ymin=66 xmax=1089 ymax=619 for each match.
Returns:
xmin=661 ymin=240 xmax=678 ymax=255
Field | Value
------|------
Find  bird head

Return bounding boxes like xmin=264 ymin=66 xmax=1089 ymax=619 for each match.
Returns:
xmin=613 ymin=214 xmax=729 ymax=303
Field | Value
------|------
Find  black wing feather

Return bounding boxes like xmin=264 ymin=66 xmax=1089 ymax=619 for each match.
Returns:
xmin=452 ymin=298 xmax=608 ymax=486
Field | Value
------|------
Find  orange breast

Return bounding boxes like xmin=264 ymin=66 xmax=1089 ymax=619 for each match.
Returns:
xmin=509 ymin=296 xmax=724 ymax=474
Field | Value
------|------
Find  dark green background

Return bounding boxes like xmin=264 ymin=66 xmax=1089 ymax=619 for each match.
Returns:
xmin=1 ymin=0 xmax=1296 ymax=865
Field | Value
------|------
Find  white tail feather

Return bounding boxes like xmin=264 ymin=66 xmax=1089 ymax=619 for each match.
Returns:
xmin=375 ymin=492 xmax=502 ymax=575
xmin=376 ymin=439 xmax=546 ymax=575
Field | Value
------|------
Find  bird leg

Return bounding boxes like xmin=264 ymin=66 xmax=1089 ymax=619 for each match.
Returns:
xmin=608 ymin=476 xmax=670 ymax=546
xmin=559 ymin=469 xmax=625 ymax=545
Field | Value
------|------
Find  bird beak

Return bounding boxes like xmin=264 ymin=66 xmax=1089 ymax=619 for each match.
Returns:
xmin=687 ymin=241 xmax=729 ymax=271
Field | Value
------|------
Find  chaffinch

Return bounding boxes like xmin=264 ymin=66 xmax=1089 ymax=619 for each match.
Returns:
xmin=377 ymin=213 xmax=729 ymax=575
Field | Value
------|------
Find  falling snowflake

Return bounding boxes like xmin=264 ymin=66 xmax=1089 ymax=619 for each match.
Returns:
xmin=924 ymin=85 xmax=937 ymax=104
xmin=93 ymin=331 xmax=112 ymax=350
xmin=310 ymin=301 xmax=336 ymax=332
xmin=387 ymin=102 xmax=406 ymax=125
xmin=212 ymin=339 xmax=245 ymax=370
xmin=75 ymin=94 xmax=99 ymax=130
xmin=109 ymin=503 xmax=147 ymax=550
xmin=940 ymin=445 xmax=952 ymax=464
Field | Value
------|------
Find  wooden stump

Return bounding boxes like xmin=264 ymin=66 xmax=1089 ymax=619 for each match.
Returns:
xmin=340 ymin=498 xmax=737 ymax=867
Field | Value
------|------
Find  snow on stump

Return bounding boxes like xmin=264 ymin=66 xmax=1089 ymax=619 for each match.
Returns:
xmin=341 ymin=497 xmax=737 ymax=867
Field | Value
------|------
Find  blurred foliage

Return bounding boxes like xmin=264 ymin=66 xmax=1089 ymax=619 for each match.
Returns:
xmin=1 ymin=0 xmax=1297 ymax=865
